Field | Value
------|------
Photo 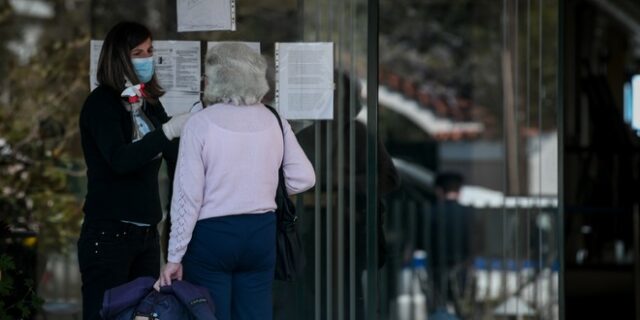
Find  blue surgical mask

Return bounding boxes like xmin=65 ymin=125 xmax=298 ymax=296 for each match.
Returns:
xmin=131 ymin=56 xmax=154 ymax=83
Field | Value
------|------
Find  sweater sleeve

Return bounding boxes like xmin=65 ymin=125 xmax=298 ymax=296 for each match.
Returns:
xmin=85 ymin=93 xmax=171 ymax=175
xmin=167 ymin=117 xmax=205 ymax=263
xmin=281 ymin=118 xmax=316 ymax=195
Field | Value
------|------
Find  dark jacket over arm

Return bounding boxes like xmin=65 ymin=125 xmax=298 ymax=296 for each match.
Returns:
xmin=79 ymin=86 xmax=178 ymax=224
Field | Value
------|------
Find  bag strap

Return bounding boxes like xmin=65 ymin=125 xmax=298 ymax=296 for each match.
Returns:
xmin=264 ymin=104 xmax=284 ymax=136
xmin=264 ymin=105 xmax=288 ymax=197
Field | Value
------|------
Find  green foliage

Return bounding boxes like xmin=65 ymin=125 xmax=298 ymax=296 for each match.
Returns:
xmin=0 ymin=1 xmax=88 ymax=255
xmin=0 ymin=253 xmax=44 ymax=320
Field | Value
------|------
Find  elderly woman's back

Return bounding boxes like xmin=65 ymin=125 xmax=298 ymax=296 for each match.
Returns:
xmin=160 ymin=43 xmax=315 ymax=320
xmin=167 ymin=102 xmax=315 ymax=261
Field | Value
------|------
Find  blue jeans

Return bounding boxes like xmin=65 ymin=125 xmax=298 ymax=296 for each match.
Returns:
xmin=183 ymin=212 xmax=276 ymax=320
xmin=77 ymin=219 xmax=160 ymax=320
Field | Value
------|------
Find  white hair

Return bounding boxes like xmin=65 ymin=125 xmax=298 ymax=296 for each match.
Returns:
xmin=203 ymin=42 xmax=269 ymax=106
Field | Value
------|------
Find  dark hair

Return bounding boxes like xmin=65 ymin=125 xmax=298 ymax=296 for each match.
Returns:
xmin=96 ymin=21 xmax=164 ymax=103
xmin=435 ymin=172 xmax=464 ymax=193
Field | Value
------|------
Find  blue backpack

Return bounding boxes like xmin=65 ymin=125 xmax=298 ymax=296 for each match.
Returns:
xmin=100 ymin=277 xmax=217 ymax=320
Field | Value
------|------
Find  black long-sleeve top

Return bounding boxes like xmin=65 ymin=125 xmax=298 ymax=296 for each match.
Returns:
xmin=79 ymin=85 xmax=178 ymax=225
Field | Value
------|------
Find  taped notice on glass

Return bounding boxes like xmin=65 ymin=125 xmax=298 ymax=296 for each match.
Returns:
xmin=89 ymin=40 xmax=201 ymax=92
xmin=178 ymin=0 xmax=236 ymax=32
xmin=89 ymin=40 xmax=103 ymax=91
xmin=153 ymin=41 xmax=201 ymax=92
xmin=89 ymin=40 xmax=201 ymax=116
xmin=160 ymin=91 xmax=201 ymax=116
xmin=275 ymin=43 xmax=334 ymax=120
xmin=207 ymin=41 xmax=260 ymax=53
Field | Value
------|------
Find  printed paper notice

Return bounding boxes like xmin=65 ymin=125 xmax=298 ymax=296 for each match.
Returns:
xmin=160 ymin=91 xmax=201 ymax=116
xmin=153 ymin=41 xmax=201 ymax=92
xmin=89 ymin=40 xmax=202 ymax=116
xmin=89 ymin=40 xmax=103 ymax=91
xmin=276 ymin=43 xmax=334 ymax=120
xmin=207 ymin=41 xmax=260 ymax=53
xmin=89 ymin=40 xmax=201 ymax=93
xmin=178 ymin=0 xmax=236 ymax=32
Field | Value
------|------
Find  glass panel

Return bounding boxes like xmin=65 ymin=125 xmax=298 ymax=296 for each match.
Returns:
xmin=292 ymin=0 xmax=376 ymax=319
xmin=562 ymin=0 xmax=640 ymax=318
xmin=378 ymin=0 xmax=560 ymax=319
xmin=0 ymin=0 xmax=561 ymax=319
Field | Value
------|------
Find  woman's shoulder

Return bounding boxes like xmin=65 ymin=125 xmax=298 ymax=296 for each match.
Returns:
xmin=190 ymin=103 xmax=274 ymax=132
xmin=85 ymin=86 xmax=120 ymax=106
xmin=89 ymin=85 xmax=119 ymax=99
xmin=183 ymin=109 xmax=210 ymax=131
xmin=81 ymin=85 xmax=123 ymax=117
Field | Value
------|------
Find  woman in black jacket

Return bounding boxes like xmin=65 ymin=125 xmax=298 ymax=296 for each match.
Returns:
xmin=77 ymin=21 xmax=189 ymax=320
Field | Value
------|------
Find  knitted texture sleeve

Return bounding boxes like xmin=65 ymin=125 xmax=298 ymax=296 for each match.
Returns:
xmin=167 ymin=117 xmax=205 ymax=263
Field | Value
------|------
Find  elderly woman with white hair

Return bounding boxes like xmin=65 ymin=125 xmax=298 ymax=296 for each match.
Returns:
xmin=156 ymin=43 xmax=315 ymax=320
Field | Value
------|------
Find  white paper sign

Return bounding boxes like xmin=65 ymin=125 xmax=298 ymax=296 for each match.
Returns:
xmin=153 ymin=41 xmax=201 ymax=92
xmin=207 ymin=41 xmax=261 ymax=53
xmin=89 ymin=40 xmax=104 ymax=91
xmin=160 ymin=91 xmax=201 ymax=116
xmin=276 ymin=43 xmax=334 ymax=120
xmin=177 ymin=0 xmax=236 ymax=32
xmin=89 ymin=40 xmax=202 ymax=116
xmin=89 ymin=40 xmax=201 ymax=93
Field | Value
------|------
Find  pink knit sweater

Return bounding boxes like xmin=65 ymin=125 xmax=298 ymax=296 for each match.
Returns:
xmin=167 ymin=103 xmax=315 ymax=263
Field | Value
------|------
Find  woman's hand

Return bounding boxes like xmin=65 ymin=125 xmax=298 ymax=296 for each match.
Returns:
xmin=154 ymin=262 xmax=183 ymax=291
xmin=162 ymin=113 xmax=191 ymax=140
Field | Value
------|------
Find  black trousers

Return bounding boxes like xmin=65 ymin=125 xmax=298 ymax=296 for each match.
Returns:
xmin=77 ymin=220 xmax=160 ymax=320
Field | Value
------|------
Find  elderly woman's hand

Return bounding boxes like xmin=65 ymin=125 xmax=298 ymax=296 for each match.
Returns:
xmin=154 ymin=262 xmax=183 ymax=291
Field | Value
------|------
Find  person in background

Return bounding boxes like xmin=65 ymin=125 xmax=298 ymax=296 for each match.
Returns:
xmin=156 ymin=43 xmax=315 ymax=320
xmin=430 ymin=171 xmax=472 ymax=317
xmin=77 ymin=21 xmax=189 ymax=320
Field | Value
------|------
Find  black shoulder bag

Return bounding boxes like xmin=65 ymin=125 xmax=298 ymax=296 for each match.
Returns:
xmin=265 ymin=105 xmax=305 ymax=281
